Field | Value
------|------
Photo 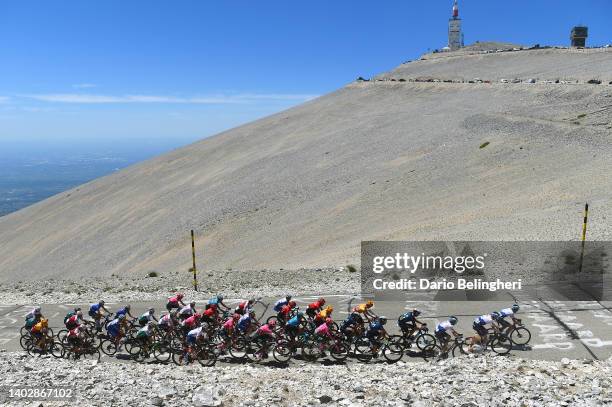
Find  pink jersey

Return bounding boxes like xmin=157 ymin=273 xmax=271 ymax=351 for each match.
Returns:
xmin=315 ymin=323 xmax=331 ymax=336
xmin=183 ymin=315 xmax=199 ymax=328
xmin=68 ymin=326 xmax=82 ymax=338
xmin=257 ymin=324 xmax=273 ymax=336
xmin=223 ymin=318 xmax=234 ymax=331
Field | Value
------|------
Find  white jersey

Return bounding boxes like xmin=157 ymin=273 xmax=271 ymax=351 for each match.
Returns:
xmin=188 ymin=327 xmax=204 ymax=338
xmin=436 ymin=320 xmax=453 ymax=333
xmin=476 ymin=314 xmax=493 ymax=326
xmin=140 ymin=312 xmax=154 ymax=322
xmin=159 ymin=314 xmax=173 ymax=327
xmin=500 ymin=308 xmax=514 ymax=318
xmin=179 ymin=306 xmax=194 ymax=316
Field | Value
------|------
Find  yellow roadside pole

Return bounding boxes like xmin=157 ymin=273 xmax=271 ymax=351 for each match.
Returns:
xmin=578 ymin=203 xmax=588 ymax=273
xmin=191 ymin=229 xmax=198 ymax=291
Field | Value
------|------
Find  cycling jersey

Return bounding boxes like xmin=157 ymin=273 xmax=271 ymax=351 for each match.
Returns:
xmin=203 ymin=308 xmax=216 ymax=318
xmin=89 ymin=303 xmax=103 ymax=315
xmin=314 ymin=323 xmax=331 ymax=337
xmin=167 ymin=297 xmax=181 ymax=307
xmin=136 ymin=325 xmax=152 ymax=338
xmin=159 ymin=315 xmax=173 ymax=327
xmin=475 ymin=314 xmax=494 ymax=326
xmin=208 ymin=298 xmax=220 ymax=306
xmin=68 ymin=327 xmax=82 ymax=338
xmin=182 ymin=315 xmax=199 ymax=329
xmin=399 ymin=312 xmax=417 ymax=324
xmin=279 ymin=304 xmax=293 ymax=318
xmin=187 ymin=327 xmax=204 ymax=344
xmin=65 ymin=315 xmax=80 ymax=329
xmin=435 ymin=320 xmax=454 ymax=333
xmin=256 ymin=324 xmax=273 ymax=336
xmin=139 ymin=312 xmax=154 ymax=325
xmin=222 ymin=318 xmax=234 ymax=333
xmin=353 ymin=304 xmax=368 ymax=313
xmin=273 ymin=299 xmax=288 ymax=312
xmin=116 ymin=307 xmax=130 ymax=318
xmin=500 ymin=308 xmax=515 ymax=318
xmin=308 ymin=300 xmax=324 ymax=310
xmin=237 ymin=314 xmax=252 ymax=332
xmin=107 ymin=319 xmax=121 ymax=337
xmin=179 ymin=306 xmax=194 ymax=317
xmin=286 ymin=316 xmax=300 ymax=327
xmin=368 ymin=321 xmax=384 ymax=332
xmin=31 ymin=321 xmax=45 ymax=334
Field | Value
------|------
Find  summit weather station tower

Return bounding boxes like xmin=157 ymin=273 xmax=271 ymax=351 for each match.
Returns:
xmin=448 ymin=0 xmax=464 ymax=51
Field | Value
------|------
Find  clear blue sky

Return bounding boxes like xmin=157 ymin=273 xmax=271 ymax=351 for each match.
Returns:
xmin=1 ymin=0 xmax=610 ymax=150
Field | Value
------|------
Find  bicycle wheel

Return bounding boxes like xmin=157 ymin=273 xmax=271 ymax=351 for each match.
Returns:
xmin=452 ymin=341 xmax=468 ymax=357
xmin=171 ymin=349 xmax=189 ymax=366
xmin=196 ymin=346 xmax=217 ymax=367
xmin=228 ymin=337 xmax=247 ymax=360
xmin=382 ymin=342 xmax=404 ymax=363
xmin=81 ymin=347 xmax=101 ymax=361
xmin=244 ymin=341 xmax=266 ymax=363
xmin=489 ymin=334 xmax=512 ymax=355
xmin=50 ymin=341 xmax=64 ymax=359
xmin=26 ymin=343 xmax=42 ymax=357
xmin=302 ymin=341 xmax=322 ymax=362
xmin=415 ymin=333 xmax=436 ymax=350
xmin=421 ymin=343 xmax=442 ymax=361
xmin=272 ymin=340 xmax=293 ymax=363
xmin=353 ymin=338 xmax=373 ymax=362
xmin=19 ymin=334 xmax=32 ymax=350
xmin=153 ymin=344 xmax=172 ymax=363
xmin=329 ymin=341 xmax=349 ymax=362
xmin=56 ymin=329 xmax=68 ymax=343
xmin=266 ymin=315 xmax=278 ymax=325
xmin=100 ymin=339 xmax=118 ymax=356
xmin=510 ymin=327 xmax=531 ymax=346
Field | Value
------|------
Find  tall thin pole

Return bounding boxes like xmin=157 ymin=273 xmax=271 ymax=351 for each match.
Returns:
xmin=191 ymin=229 xmax=198 ymax=291
xmin=578 ymin=203 xmax=589 ymax=273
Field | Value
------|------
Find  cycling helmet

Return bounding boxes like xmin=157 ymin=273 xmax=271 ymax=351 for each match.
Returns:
xmin=118 ymin=314 xmax=126 ymax=320
xmin=268 ymin=319 xmax=277 ymax=327
xmin=190 ymin=301 xmax=196 ymax=307
xmin=176 ymin=293 xmax=184 ymax=299
xmin=325 ymin=317 xmax=333 ymax=325
xmin=491 ymin=311 xmax=501 ymax=320
xmin=41 ymin=318 xmax=48 ymax=326
xmin=248 ymin=298 xmax=255 ymax=304
xmin=326 ymin=306 xmax=333 ymax=312
xmin=125 ymin=305 xmax=131 ymax=310
xmin=99 ymin=300 xmax=105 ymax=306
xmin=379 ymin=316 xmax=388 ymax=325
xmin=413 ymin=309 xmax=421 ymax=316
xmin=318 ymin=298 xmax=326 ymax=305
xmin=147 ymin=321 xmax=154 ymax=326
xmin=217 ymin=294 xmax=224 ymax=301
xmin=193 ymin=313 xmax=201 ymax=319
xmin=366 ymin=300 xmax=374 ymax=308
xmin=512 ymin=304 xmax=520 ymax=313
xmin=449 ymin=316 xmax=458 ymax=325
xmin=74 ymin=307 xmax=81 ymax=312
xmin=148 ymin=308 xmax=155 ymax=314
xmin=286 ymin=294 xmax=292 ymax=301
xmin=76 ymin=311 xmax=83 ymax=318
xmin=289 ymin=301 xmax=297 ymax=308
xmin=34 ymin=306 xmax=42 ymax=313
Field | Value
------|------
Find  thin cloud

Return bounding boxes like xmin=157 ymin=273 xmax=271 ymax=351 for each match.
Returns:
xmin=21 ymin=93 xmax=319 ymax=105
xmin=0 ymin=96 xmax=10 ymax=104
xmin=72 ymin=83 xmax=97 ymax=89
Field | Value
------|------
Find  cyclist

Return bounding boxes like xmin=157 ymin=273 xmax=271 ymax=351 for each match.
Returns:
xmin=158 ymin=312 xmax=177 ymax=332
xmin=472 ymin=312 xmax=499 ymax=351
xmin=398 ymin=309 xmax=425 ymax=338
xmin=340 ymin=312 xmax=363 ymax=338
xmin=65 ymin=310 xmax=84 ymax=330
xmin=366 ymin=316 xmax=388 ymax=355
xmin=285 ymin=312 xmax=305 ymax=340
xmin=66 ymin=324 xmax=85 ymax=349
xmin=314 ymin=306 xmax=334 ymax=326
xmin=183 ymin=326 xmax=208 ymax=363
xmin=201 ymin=306 xmax=218 ymax=326
xmin=63 ymin=307 xmax=81 ymax=325
xmin=25 ymin=306 xmax=43 ymax=322
xmin=88 ymin=300 xmax=111 ymax=328
xmin=235 ymin=298 xmax=255 ymax=315
xmin=220 ymin=314 xmax=240 ymax=342
xmin=306 ymin=298 xmax=325 ymax=319
xmin=138 ymin=308 xmax=158 ymax=327
xmin=136 ymin=321 xmax=155 ymax=345
xmin=166 ymin=293 xmax=186 ymax=312
xmin=273 ymin=295 xmax=292 ymax=313
xmin=314 ymin=317 xmax=334 ymax=339
xmin=178 ymin=302 xmax=197 ymax=320
xmin=352 ymin=300 xmax=377 ymax=323
xmin=30 ymin=318 xmax=49 ymax=348
xmin=277 ymin=301 xmax=297 ymax=324
xmin=115 ymin=304 xmax=135 ymax=320
xmin=498 ymin=304 xmax=521 ymax=335
xmin=106 ymin=314 xmax=128 ymax=350
xmin=251 ymin=319 xmax=276 ymax=349
xmin=181 ymin=313 xmax=201 ymax=335
xmin=237 ymin=310 xmax=258 ymax=334
xmin=208 ymin=294 xmax=230 ymax=312
xmin=435 ymin=316 xmax=460 ymax=353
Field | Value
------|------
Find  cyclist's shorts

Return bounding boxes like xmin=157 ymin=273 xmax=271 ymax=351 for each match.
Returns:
xmin=473 ymin=323 xmax=487 ymax=337
xmin=88 ymin=310 xmax=96 ymax=318
xmin=497 ymin=318 xmax=511 ymax=328
xmin=399 ymin=321 xmax=415 ymax=332
xmin=435 ymin=330 xmax=450 ymax=343
xmin=186 ymin=335 xmax=197 ymax=345
xmin=108 ymin=326 xmax=120 ymax=337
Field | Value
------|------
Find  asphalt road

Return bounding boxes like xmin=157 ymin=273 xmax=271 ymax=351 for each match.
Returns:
xmin=3 ymin=295 xmax=612 ymax=362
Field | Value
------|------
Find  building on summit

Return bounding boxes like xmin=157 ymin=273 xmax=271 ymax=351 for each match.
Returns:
xmin=448 ymin=0 xmax=464 ymax=51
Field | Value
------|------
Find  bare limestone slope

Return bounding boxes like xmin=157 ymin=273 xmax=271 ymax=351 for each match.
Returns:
xmin=0 ymin=47 xmax=611 ymax=281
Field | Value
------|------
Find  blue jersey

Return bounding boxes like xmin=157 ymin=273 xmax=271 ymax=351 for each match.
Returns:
xmin=368 ymin=321 xmax=384 ymax=332
xmin=273 ymin=299 xmax=288 ymax=312
xmin=89 ymin=303 xmax=102 ymax=313
xmin=208 ymin=298 xmax=219 ymax=306
xmin=116 ymin=307 xmax=129 ymax=317
xmin=237 ymin=315 xmax=251 ymax=331
xmin=399 ymin=312 xmax=416 ymax=324
xmin=286 ymin=316 xmax=300 ymax=327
